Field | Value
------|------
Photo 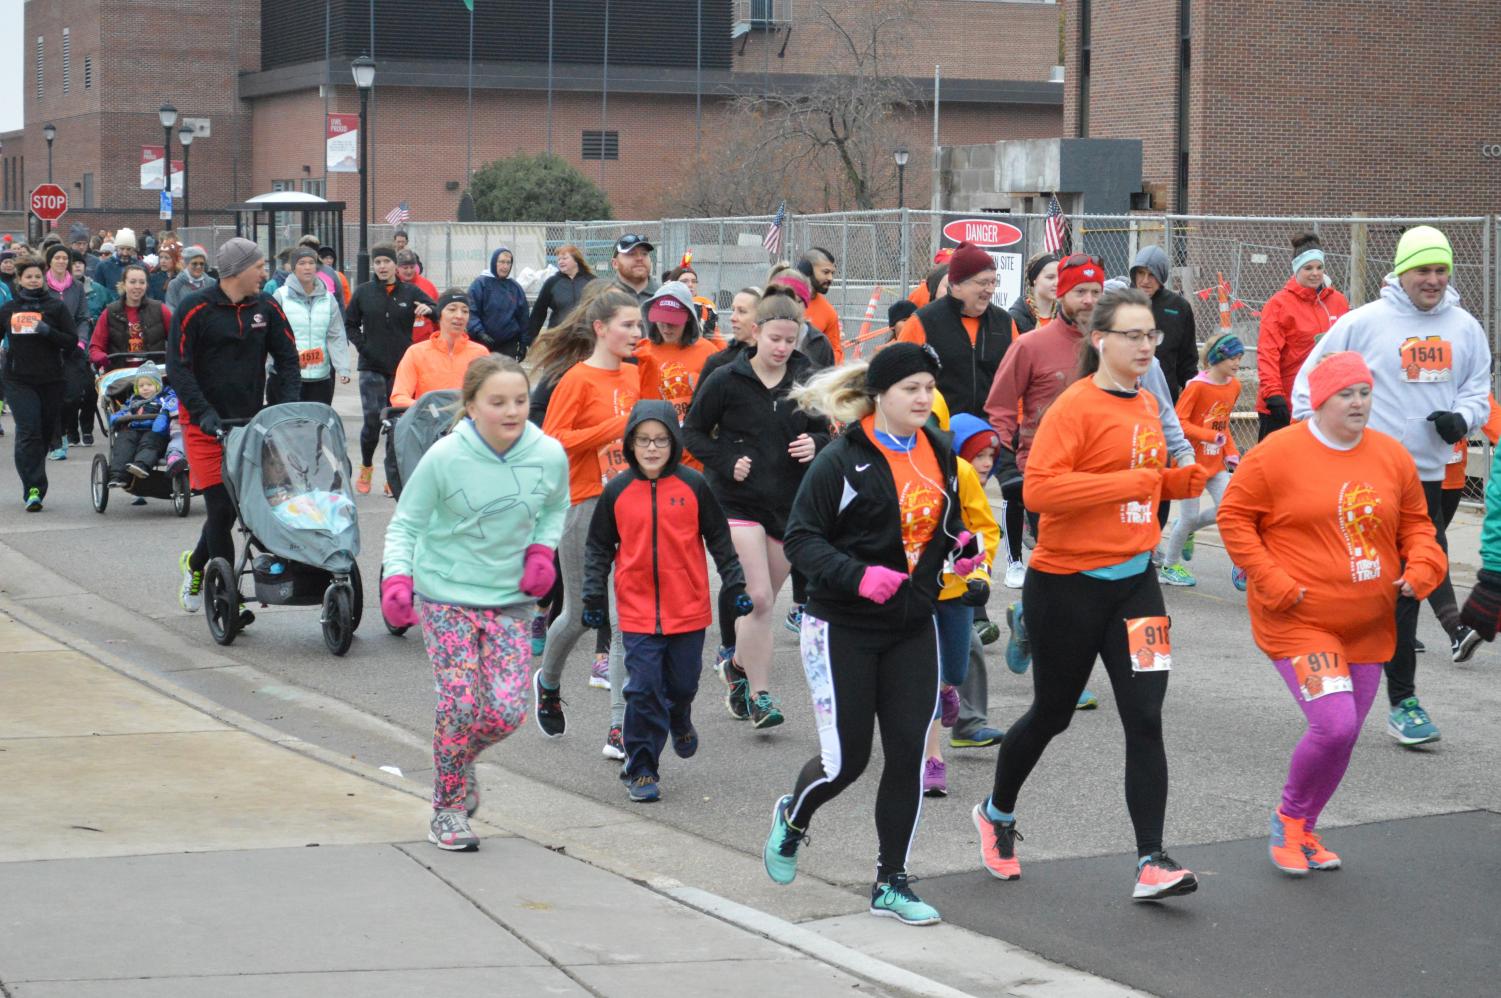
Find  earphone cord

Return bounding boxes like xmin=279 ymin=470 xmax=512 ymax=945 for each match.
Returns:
xmin=875 ymin=402 xmax=963 ymax=588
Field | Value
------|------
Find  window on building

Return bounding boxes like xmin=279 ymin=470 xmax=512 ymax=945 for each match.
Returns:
xmin=582 ymin=130 xmax=619 ymax=161
xmin=301 ymin=178 xmax=326 ymax=197
xmin=35 ymin=36 xmax=43 ymax=99
xmin=62 ymin=29 xmax=70 ymax=95
xmin=1077 ymin=1 xmax=1090 ymax=137
xmin=83 ymin=55 xmax=92 ymax=90
xmin=82 ymin=172 xmax=94 ymax=209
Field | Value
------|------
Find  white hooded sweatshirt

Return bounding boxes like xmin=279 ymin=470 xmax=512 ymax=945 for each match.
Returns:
xmin=1291 ymin=273 xmax=1491 ymax=480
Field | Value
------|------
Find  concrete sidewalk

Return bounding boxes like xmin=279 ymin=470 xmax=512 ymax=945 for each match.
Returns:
xmin=0 ymin=608 xmax=1142 ymax=998
xmin=0 ymin=610 xmax=886 ymax=996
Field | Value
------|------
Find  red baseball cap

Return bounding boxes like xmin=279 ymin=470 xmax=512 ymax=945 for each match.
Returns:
xmin=648 ymin=297 xmax=688 ymax=323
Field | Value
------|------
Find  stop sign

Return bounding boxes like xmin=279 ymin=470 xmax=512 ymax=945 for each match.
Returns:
xmin=30 ymin=184 xmax=68 ymax=222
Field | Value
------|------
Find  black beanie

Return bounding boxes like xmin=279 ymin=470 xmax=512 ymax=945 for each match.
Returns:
xmin=887 ymin=300 xmax=918 ymax=329
xmin=867 ymin=342 xmax=941 ymax=394
xmin=436 ymin=289 xmax=470 ymax=315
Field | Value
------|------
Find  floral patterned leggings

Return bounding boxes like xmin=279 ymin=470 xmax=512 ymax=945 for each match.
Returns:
xmin=421 ymin=601 xmax=531 ymax=810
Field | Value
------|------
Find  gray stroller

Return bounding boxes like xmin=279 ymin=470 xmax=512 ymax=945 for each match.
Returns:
xmin=206 ymin=402 xmax=365 ymax=655
xmin=379 ymin=389 xmax=459 ymax=635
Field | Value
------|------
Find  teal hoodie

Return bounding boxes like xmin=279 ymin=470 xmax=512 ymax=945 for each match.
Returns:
xmin=383 ymin=418 xmax=570 ymax=608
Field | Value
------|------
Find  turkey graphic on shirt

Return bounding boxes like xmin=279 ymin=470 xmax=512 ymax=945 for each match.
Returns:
xmin=1122 ymin=420 xmax=1166 ymax=525
xmin=898 ymin=479 xmax=944 ymax=572
xmin=657 ymin=361 xmax=696 ymax=422
xmin=1337 ymin=481 xmax=1383 ymax=583
xmin=1202 ymin=400 xmax=1231 ymax=454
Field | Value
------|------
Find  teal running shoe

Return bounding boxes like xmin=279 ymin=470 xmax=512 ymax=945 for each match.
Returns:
xmin=1387 ymin=697 xmax=1440 ymax=747
xmin=1076 ymin=689 xmax=1099 ymax=710
xmin=869 ymin=873 xmax=941 ymax=926
xmin=763 ymin=794 xmax=807 ymax=885
xmin=1182 ymin=532 xmax=1195 ymax=562
xmin=1005 ymin=602 xmax=1031 ymax=674
xmin=1158 ymin=563 xmax=1196 ymax=587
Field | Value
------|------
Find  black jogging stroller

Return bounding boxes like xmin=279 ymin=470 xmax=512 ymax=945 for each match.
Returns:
xmin=378 ymin=389 xmax=459 ymax=635
xmin=204 ymin=402 xmax=365 ymax=655
xmin=89 ymin=352 xmax=192 ymax=516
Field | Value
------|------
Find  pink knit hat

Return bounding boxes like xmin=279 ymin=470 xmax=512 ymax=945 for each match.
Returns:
xmin=1308 ymin=351 xmax=1373 ymax=411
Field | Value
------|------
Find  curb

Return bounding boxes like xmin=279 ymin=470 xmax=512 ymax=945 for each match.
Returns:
xmin=0 ymin=592 xmax=978 ymax=998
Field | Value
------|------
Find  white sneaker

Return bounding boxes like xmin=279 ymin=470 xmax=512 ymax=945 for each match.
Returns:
xmin=1004 ymin=562 xmax=1026 ymax=589
xmin=178 ymin=550 xmax=203 ymax=613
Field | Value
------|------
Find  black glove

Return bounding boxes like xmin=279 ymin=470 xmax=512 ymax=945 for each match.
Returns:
xmin=32 ymin=319 xmax=51 ymax=338
xmin=960 ymin=578 xmax=990 ymax=607
xmin=1460 ymin=569 xmax=1501 ymax=642
xmin=1265 ymin=395 xmax=1290 ymax=425
xmin=992 ymin=445 xmax=1023 ymax=490
xmin=196 ymin=409 xmax=223 ymax=438
xmin=1427 ymin=410 xmax=1468 ymax=445
xmin=723 ymin=582 xmax=753 ymax=618
xmin=582 ymin=601 xmax=605 ymax=629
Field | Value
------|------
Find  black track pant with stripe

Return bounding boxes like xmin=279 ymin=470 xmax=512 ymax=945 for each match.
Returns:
xmin=787 ymin=614 xmax=938 ymax=881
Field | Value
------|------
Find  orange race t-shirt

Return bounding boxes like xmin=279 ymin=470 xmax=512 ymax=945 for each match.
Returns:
xmin=636 ymin=337 xmax=723 ymax=471
xmin=863 ymin=414 xmax=945 ymax=574
xmin=541 ymin=362 xmax=641 ymax=504
xmin=896 ymin=312 xmax=981 ymax=348
xmin=805 ymin=294 xmax=845 ymax=364
xmin=1174 ymin=374 xmax=1243 ymax=476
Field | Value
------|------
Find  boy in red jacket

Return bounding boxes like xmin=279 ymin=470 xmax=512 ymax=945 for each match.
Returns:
xmin=583 ymin=399 xmax=750 ymax=802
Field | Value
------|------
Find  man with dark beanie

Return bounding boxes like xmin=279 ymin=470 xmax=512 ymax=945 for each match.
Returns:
xmin=345 ymin=241 xmax=436 ymax=496
xmin=896 ymin=241 xmax=1015 ymax=419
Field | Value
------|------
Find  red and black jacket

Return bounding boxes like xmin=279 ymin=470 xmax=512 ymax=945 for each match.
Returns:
xmin=167 ymin=284 xmax=301 ymax=425
xmin=582 ymin=400 xmax=745 ymax=635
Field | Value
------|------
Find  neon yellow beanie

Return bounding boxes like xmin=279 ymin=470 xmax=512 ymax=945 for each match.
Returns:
xmin=1393 ymin=225 xmax=1453 ymax=275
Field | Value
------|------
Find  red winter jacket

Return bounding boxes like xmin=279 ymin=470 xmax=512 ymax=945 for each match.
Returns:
xmin=1256 ymin=278 xmax=1350 ymax=414
xmin=581 ymin=400 xmax=745 ymax=635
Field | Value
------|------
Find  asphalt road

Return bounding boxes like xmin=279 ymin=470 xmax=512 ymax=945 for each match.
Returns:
xmin=3 ymin=391 xmax=1498 ymax=996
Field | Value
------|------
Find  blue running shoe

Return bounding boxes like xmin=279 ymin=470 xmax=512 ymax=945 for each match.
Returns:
xmin=1005 ymin=602 xmax=1031 ymax=675
xmin=1231 ymin=566 xmax=1248 ymax=592
xmin=529 ymin=613 xmax=547 ymax=656
xmin=869 ymin=873 xmax=941 ymax=926
xmin=1075 ymin=689 xmax=1099 ymax=710
xmin=763 ymin=794 xmax=808 ymax=885
xmin=1387 ymin=697 xmax=1440 ymax=747
xmin=626 ymin=773 xmax=660 ymax=803
xmin=784 ymin=605 xmax=804 ymax=634
xmin=1158 ymin=563 xmax=1196 ymax=587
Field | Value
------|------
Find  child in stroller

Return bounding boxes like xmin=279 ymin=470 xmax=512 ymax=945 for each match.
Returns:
xmin=106 ymin=361 xmax=178 ymax=486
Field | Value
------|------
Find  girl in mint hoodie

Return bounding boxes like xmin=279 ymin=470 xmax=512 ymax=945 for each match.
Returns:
xmin=382 ymin=354 xmax=570 ymax=851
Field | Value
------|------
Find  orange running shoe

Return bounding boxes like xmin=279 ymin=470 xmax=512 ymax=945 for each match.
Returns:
xmin=1269 ymin=809 xmax=1310 ymax=876
xmin=972 ymin=803 xmax=1021 ymax=880
xmin=1301 ymin=829 xmax=1341 ymax=870
xmin=356 ymin=465 xmax=373 ymax=495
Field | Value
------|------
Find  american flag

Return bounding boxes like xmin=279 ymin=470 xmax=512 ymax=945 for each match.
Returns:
xmin=762 ymin=200 xmax=786 ymax=257
xmin=1043 ymin=194 xmax=1068 ymax=254
xmin=384 ymin=202 xmax=411 ymax=226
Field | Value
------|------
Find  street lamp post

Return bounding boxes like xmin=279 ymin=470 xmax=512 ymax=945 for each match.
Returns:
xmin=351 ymin=55 xmax=376 ymax=284
xmin=894 ymin=146 xmax=910 ymax=210
xmin=43 ymin=122 xmax=56 ymax=182
xmin=158 ymin=104 xmax=178 ymax=217
xmin=178 ymin=123 xmax=194 ymax=230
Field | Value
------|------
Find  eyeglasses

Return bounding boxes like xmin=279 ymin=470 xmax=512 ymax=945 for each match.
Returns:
xmin=1102 ymin=328 xmax=1165 ymax=346
xmin=961 ymin=277 xmax=998 ymax=291
xmin=633 ymin=436 xmax=673 ymax=450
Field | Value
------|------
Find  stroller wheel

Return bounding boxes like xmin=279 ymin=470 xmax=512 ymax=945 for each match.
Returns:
xmin=322 ymin=583 xmax=354 ymax=656
xmin=204 ymin=558 xmax=240 ymax=646
xmin=348 ymin=562 xmax=365 ymax=633
xmin=172 ymin=471 xmax=192 ymax=517
xmin=379 ymin=566 xmax=410 ymax=636
xmin=90 ymin=454 xmax=109 ymax=514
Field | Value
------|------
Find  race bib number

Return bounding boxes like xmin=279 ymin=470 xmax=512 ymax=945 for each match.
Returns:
xmin=597 ymin=439 xmax=628 ymax=485
xmin=9 ymin=312 xmax=41 ymax=336
xmin=298 ymin=347 xmax=325 ymax=369
xmin=1290 ymin=651 xmax=1352 ymax=702
xmin=1399 ymin=336 xmax=1452 ymax=383
xmin=1126 ymin=616 xmax=1172 ymax=672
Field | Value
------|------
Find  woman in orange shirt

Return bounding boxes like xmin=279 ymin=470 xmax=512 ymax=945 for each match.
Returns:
xmin=973 ymin=287 xmax=1208 ymax=902
xmin=1218 ymin=352 xmax=1445 ymax=876
xmin=1158 ymin=330 xmax=1245 ymax=588
xmin=536 ymin=288 xmax=643 ymax=759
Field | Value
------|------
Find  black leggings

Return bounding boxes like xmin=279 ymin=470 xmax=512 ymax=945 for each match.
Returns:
xmin=992 ymin=566 xmax=1170 ymax=856
xmin=189 ymin=484 xmax=238 ymax=573
xmin=1390 ymin=480 xmax=1449 ymax=703
xmin=1001 ymin=480 xmax=1026 ymax=563
xmin=787 ymin=615 xmax=937 ymax=880
xmin=1424 ymin=486 xmax=1464 ymax=638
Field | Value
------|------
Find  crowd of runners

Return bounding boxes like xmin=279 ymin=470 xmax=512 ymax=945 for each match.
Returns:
xmin=5 ymin=220 xmax=1499 ymax=925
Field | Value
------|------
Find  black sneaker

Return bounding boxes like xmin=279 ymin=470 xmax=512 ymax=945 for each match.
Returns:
xmin=532 ymin=669 xmax=566 ymax=737
xmin=1413 ymin=637 xmax=1427 ymax=654
xmin=719 ymin=650 xmax=751 ymax=720
xmin=672 ymin=723 xmax=699 ymax=758
xmin=1451 ymin=626 xmax=1482 ymax=664
xmin=81 ymin=434 xmax=94 ymax=447
xmin=749 ymin=691 xmax=784 ymax=729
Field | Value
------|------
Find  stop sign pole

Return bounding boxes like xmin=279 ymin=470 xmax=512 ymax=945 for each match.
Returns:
xmin=30 ymin=183 xmax=69 ymax=230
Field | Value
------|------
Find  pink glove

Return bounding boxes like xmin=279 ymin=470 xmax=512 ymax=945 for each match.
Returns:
xmin=520 ymin=544 xmax=557 ymax=598
xmin=952 ymin=530 xmax=982 ymax=576
xmin=858 ymin=565 xmax=906 ymax=605
xmin=380 ymin=573 xmax=417 ymax=628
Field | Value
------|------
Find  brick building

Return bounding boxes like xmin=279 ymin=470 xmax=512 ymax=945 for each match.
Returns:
xmin=1062 ymin=0 xmax=1501 ymax=215
xmin=4 ymin=1 xmax=1066 ymax=237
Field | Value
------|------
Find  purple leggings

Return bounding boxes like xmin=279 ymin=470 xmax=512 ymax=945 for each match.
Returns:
xmin=1272 ymin=658 xmax=1383 ymax=830
xmin=421 ymin=602 xmax=531 ymax=810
